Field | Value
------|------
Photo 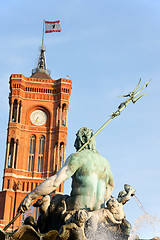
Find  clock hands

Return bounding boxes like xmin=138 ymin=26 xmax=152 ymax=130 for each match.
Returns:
xmin=35 ymin=117 xmax=39 ymax=122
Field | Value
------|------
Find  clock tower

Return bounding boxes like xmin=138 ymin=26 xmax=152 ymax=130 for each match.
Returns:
xmin=0 ymin=45 xmax=72 ymax=231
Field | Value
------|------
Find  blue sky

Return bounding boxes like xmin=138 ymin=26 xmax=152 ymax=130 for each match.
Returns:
xmin=0 ymin=0 xmax=160 ymax=238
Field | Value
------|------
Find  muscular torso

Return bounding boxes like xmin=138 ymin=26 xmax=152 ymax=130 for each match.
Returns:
xmin=18 ymin=148 xmax=114 ymax=214
xmin=66 ymin=150 xmax=113 ymax=211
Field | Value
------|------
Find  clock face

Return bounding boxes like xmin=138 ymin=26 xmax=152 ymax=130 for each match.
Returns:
xmin=30 ymin=110 xmax=47 ymax=126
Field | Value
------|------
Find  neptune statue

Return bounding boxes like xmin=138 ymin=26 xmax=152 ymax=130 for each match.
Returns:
xmin=14 ymin=127 xmax=135 ymax=240
xmin=18 ymin=127 xmax=114 ymax=213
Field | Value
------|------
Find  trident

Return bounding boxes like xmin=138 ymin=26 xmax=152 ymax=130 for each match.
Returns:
xmin=78 ymin=78 xmax=151 ymax=152
xmin=3 ymin=79 xmax=150 ymax=231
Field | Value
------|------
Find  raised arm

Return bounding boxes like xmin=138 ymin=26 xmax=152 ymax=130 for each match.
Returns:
xmin=18 ymin=154 xmax=77 ymax=212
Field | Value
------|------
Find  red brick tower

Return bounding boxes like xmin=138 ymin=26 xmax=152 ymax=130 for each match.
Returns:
xmin=0 ymin=45 xmax=72 ymax=231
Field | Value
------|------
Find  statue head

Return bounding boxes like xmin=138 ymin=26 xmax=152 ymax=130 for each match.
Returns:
xmin=106 ymin=198 xmax=120 ymax=212
xmin=74 ymin=127 xmax=97 ymax=152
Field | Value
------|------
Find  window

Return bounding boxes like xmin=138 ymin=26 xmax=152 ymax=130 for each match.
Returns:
xmin=60 ymin=142 xmax=65 ymax=167
xmin=27 ymin=182 xmax=29 ymax=191
xmin=62 ymin=104 xmax=67 ymax=126
xmin=7 ymin=179 xmax=10 ymax=189
xmin=22 ymin=182 xmax=25 ymax=191
xmin=12 ymin=99 xmax=18 ymax=122
xmin=18 ymin=101 xmax=22 ymax=123
xmin=28 ymin=135 xmax=36 ymax=171
xmin=37 ymin=136 xmax=45 ymax=172
xmin=8 ymin=138 xmax=14 ymax=168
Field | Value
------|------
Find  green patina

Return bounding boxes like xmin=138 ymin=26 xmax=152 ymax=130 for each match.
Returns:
xmin=66 ymin=128 xmax=114 ymax=210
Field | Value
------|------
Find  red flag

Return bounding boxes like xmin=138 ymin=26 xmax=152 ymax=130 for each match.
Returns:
xmin=45 ymin=20 xmax=61 ymax=33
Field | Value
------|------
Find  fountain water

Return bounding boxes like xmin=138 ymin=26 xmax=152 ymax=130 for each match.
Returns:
xmin=129 ymin=196 xmax=160 ymax=239
xmin=134 ymin=196 xmax=149 ymax=216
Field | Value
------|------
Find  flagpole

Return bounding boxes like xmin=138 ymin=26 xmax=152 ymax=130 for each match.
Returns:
xmin=42 ymin=19 xmax=45 ymax=49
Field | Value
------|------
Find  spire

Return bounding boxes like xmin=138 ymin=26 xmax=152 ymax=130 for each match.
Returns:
xmin=36 ymin=45 xmax=47 ymax=73
xmin=31 ymin=20 xmax=51 ymax=79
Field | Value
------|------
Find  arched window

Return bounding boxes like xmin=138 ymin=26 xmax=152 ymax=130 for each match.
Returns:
xmin=12 ymin=99 xmax=18 ymax=122
xmin=37 ymin=136 xmax=45 ymax=172
xmin=56 ymin=104 xmax=61 ymax=126
xmin=28 ymin=135 xmax=36 ymax=172
xmin=60 ymin=142 xmax=65 ymax=167
xmin=62 ymin=104 xmax=67 ymax=126
xmin=14 ymin=139 xmax=19 ymax=169
xmin=18 ymin=101 xmax=22 ymax=123
xmin=8 ymin=138 xmax=14 ymax=168
xmin=10 ymin=99 xmax=21 ymax=123
xmin=53 ymin=142 xmax=58 ymax=171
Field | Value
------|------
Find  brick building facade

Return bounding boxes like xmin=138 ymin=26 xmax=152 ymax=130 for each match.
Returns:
xmin=0 ymin=46 xmax=72 ymax=231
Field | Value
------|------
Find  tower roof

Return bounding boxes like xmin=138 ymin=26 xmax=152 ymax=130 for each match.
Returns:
xmin=30 ymin=71 xmax=52 ymax=79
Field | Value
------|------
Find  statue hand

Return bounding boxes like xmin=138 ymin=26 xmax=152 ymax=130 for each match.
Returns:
xmin=124 ymin=184 xmax=136 ymax=196
xmin=17 ymin=195 xmax=33 ymax=213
